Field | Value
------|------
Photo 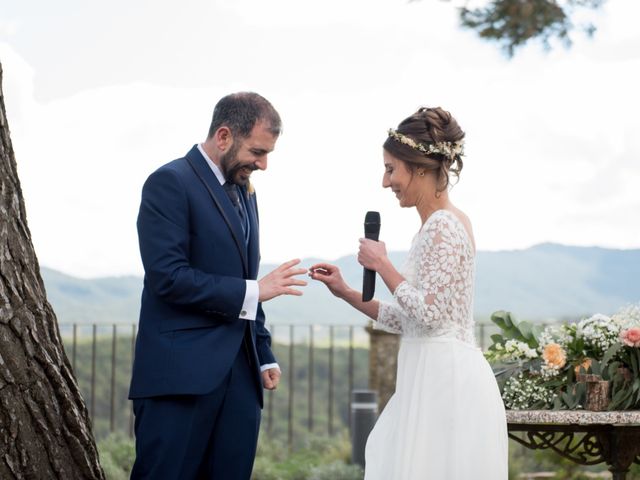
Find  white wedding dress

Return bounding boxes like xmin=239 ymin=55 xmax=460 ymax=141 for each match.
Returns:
xmin=365 ymin=209 xmax=508 ymax=480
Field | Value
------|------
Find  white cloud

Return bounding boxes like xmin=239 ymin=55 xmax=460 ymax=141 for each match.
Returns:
xmin=0 ymin=20 xmax=19 ymax=38
xmin=1 ymin=0 xmax=639 ymax=278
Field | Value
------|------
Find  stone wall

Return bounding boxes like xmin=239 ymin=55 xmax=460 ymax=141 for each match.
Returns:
xmin=366 ymin=324 xmax=400 ymax=411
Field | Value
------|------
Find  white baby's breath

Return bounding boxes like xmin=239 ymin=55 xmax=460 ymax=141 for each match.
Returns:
xmin=502 ymin=373 xmax=555 ymax=410
xmin=612 ymin=304 xmax=640 ymax=330
xmin=494 ymin=339 xmax=538 ymax=363
xmin=576 ymin=313 xmax=620 ymax=356
xmin=387 ymin=129 xmax=464 ymax=160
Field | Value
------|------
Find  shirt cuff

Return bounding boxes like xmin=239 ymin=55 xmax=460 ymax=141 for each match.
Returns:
xmin=239 ymin=280 xmax=259 ymax=320
xmin=260 ymin=363 xmax=280 ymax=373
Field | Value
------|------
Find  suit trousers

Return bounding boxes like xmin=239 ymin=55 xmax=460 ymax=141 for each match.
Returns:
xmin=130 ymin=333 xmax=261 ymax=480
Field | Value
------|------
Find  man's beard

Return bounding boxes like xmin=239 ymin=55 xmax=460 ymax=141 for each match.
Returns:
xmin=220 ymin=143 xmax=251 ymax=186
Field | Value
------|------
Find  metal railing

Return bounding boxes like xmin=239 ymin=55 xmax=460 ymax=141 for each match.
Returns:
xmin=62 ymin=323 xmax=138 ymax=438
xmin=58 ymin=322 xmax=370 ymax=444
xmin=58 ymin=320 xmax=503 ymax=444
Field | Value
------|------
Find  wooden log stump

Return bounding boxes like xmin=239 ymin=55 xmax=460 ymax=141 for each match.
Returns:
xmin=577 ymin=374 xmax=610 ymax=411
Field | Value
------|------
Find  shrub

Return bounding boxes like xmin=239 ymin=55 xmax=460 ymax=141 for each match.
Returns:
xmin=252 ymin=433 xmax=359 ymax=480
xmin=308 ymin=461 xmax=363 ymax=480
xmin=98 ymin=433 xmax=135 ymax=480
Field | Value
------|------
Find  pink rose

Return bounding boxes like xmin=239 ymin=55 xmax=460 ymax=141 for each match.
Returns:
xmin=620 ymin=327 xmax=640 ymax=347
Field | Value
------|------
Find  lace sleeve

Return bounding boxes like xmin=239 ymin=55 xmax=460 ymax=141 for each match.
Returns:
xmin=372 ymin=300 xmax=407 ymax=334
xmin=393 ymin=214 xmax=467 ymax=331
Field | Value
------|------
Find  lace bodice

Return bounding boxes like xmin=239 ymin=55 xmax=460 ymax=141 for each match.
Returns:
xmin=375 ymin=209 xmax=477 ymax=345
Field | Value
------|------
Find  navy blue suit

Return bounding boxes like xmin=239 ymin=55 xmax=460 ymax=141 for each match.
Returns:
xmin=129 ymin=145 xmax=275 ymax=479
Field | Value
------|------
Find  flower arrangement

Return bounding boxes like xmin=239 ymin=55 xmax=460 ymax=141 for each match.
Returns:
xmin=486 ymin=303 xmax=640 ymax=411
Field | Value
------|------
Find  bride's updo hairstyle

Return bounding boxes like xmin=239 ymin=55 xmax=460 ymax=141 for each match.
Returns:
xmin=384 ymin=107 xmax=465 ymax=194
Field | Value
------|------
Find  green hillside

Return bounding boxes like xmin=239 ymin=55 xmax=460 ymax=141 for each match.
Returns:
xmin=43 ymin=243 xmax=640 ymax=326
xmin=42 ymin=268 xmax=142 ymax=324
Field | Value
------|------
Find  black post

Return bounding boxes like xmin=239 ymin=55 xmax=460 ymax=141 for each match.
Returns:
xmin=110 ymin=324 xmax=117 ymax=432
xmin=350 ymin=389 xmax=378 ymax=468
xmin=328 ymin=325 xmax=334 ymax=436
xmin=308 ymin=325 xmax=314 ymax=433
xmin=288 ymin=325 xmax=294 ymax=449
xmin=129 ymin=323 xmax=136 ymax=438
xmin=267 ymin=325 xmax=275 ymax=436
xmin=72 ymin=323 xmax=77 ymax=373
xmin=91 ymin=324 xmax=97 ymax=423
xmin=348 ymin=326 xmax=354 ymax=429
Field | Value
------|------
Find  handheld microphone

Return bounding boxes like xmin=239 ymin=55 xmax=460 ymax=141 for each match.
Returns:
xmin=362 ymin=211 xmax=381 ymax=302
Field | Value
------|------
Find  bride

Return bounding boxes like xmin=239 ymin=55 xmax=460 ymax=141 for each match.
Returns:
xmin=310 ymin=107 xmax=508 ymax=479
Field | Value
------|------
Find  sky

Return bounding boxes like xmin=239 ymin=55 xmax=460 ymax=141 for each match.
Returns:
xmin=1 ymin=0 xmax=639 ymax=278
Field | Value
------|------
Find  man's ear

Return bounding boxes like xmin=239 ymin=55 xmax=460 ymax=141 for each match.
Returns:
xmin=214 ymin=126 xmax=233 ymax=152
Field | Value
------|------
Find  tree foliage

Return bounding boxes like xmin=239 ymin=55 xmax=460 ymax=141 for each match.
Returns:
xmin=459 ymin=0 xmax=605 ymax=56
xmin=411 ymin=0 xmax=606 ymax=56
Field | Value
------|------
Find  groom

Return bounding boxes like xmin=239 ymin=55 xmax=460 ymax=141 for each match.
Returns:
xmin=129 ymin=92 xmax=307 ymax=479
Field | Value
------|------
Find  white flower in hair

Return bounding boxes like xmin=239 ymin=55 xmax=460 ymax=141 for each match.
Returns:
xmin=388 ymin=128 xmax=464 ymax=160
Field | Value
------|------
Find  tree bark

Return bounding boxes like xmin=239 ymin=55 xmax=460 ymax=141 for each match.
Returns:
xmin=0 ymin=63 xmax=104 ymax=479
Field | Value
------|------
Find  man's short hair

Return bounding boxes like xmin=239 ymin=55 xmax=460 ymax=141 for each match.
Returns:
xmin=207 ymin=92 xmax=282 ymax=139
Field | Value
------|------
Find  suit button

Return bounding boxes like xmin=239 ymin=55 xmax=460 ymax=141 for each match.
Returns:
xmin=241 ymin=310 xmax=247 ymax=317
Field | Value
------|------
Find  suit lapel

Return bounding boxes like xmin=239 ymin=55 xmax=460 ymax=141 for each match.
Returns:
xmin=185 ymin=147 xmax=249 ymax=277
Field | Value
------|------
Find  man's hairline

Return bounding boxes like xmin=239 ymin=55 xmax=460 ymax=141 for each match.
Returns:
xmin=208 ymin=119 xmax=280 ymax=141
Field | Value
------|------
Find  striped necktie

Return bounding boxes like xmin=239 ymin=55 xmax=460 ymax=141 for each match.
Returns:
xmin=223 ymin=182 xmax=248 ymax=241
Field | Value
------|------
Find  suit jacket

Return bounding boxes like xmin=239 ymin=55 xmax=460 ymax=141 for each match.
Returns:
xmin=128 ymin=145 xmax=275 ymax=406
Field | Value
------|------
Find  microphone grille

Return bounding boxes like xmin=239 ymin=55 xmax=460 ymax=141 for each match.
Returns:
xmin=364 ymin=211 xmax=381 ymax=235
xmin=364 ymin=211 xmax=380 ymax=225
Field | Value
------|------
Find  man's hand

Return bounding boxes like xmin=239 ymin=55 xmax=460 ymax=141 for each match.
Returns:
xmin=258 ymin=259 xmax=307 ymax=302
xmin=262 ymin=367 xmax=281 ymax=390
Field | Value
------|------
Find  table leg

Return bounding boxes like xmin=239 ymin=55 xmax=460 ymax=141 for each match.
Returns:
xmin=595 ymin=427 xmax=640 ymax=480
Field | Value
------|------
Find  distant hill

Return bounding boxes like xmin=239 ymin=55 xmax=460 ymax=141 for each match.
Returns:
xmin=42 ymin=243 xmax=640 ymax=326
xmin=473 ymin=243 xmax=640 ymax=321
xmin=42 ymin=268 xmax=142 ymax=325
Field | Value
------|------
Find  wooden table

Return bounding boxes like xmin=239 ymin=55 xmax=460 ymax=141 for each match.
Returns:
xmin=507 ymin=410 xmax=640 ymax=480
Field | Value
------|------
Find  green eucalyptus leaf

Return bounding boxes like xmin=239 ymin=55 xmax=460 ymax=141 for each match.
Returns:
xmin=576 ymin=382 xmax=586 ymax=402
xmin=611 ymin=388 xmax=629 ymax=402
xmin=561 ymin=392 xmax=575 ymax=409
xmin=610 ymin=388 xmax=629 ymax=408
xmin=602 ymin=343 xmax=622 ymax=366
xmin=518 ymin=321 xmax=533 ymax=339
xmin=493 ymin=318 xmax=508 ymax=331
xmin=532 ymin=324 xmax=544 ymax=339
xmin=576 ymin=365 xmax=588 ymax=377
xmin=623 ymin=393 xmax=635 ymax=410
xmin=630 ymin=353 xmax=640 ymax=377
xmin=504 ymin=312 xmax=515 ymax=328
xmin=491 ymin=311 xmax=509 ymax=330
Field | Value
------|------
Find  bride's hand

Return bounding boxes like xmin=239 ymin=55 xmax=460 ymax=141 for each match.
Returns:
xmin=358 ymin=238 xmax=388 ymax=271
xmin=309 ymin=263 xmax=349 ymax=299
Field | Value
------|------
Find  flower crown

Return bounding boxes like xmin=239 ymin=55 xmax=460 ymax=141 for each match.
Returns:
xmin=387 ymin=128 xmax=464 ymax=160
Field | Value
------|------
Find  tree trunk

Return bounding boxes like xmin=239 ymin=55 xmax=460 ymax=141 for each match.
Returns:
xmin=0 ymin=63 xmax=105 ymax=479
